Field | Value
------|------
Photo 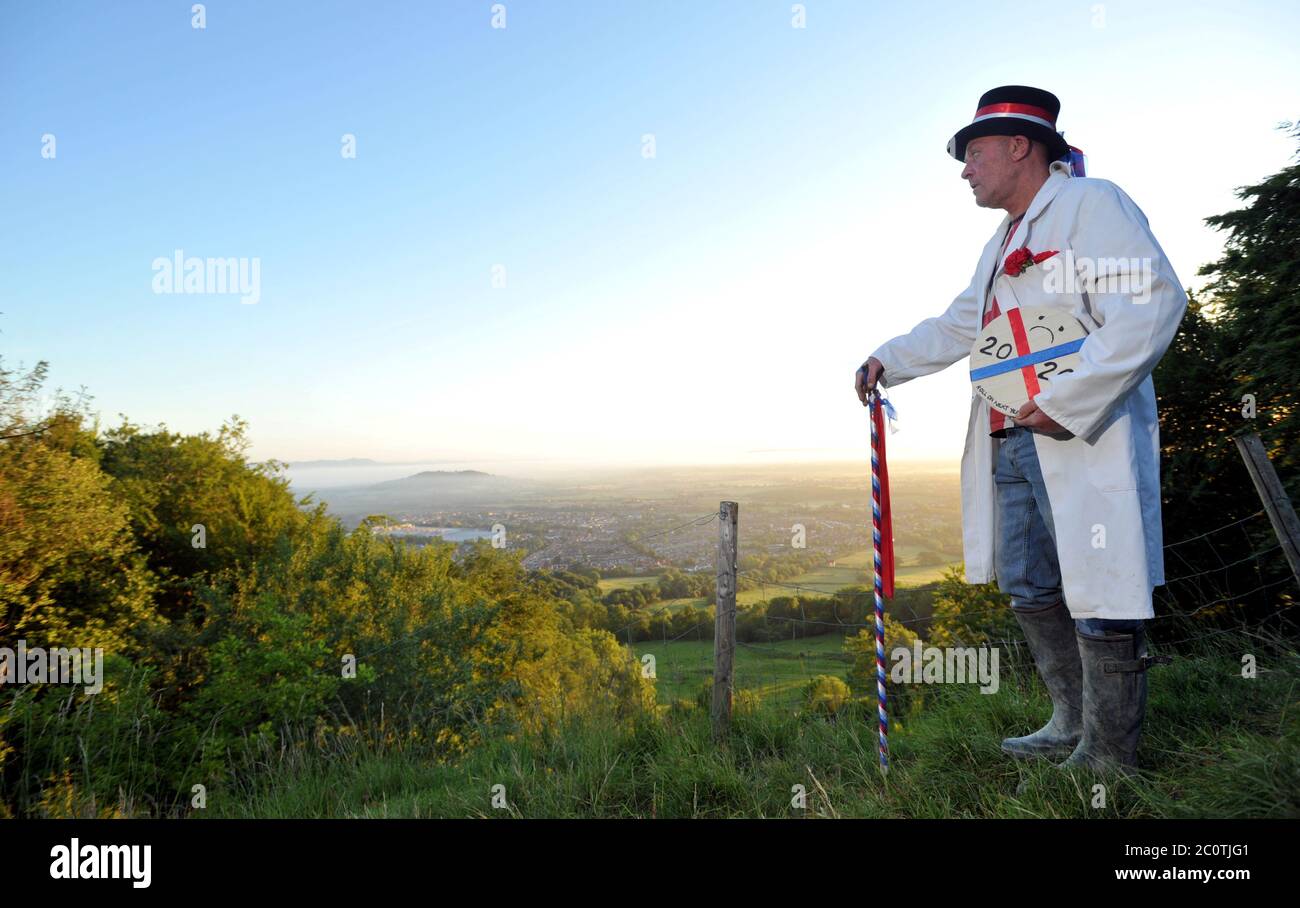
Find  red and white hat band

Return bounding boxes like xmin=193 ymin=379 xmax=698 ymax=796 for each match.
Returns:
xmin=969 ymin=102 xmax=1056 ymax=132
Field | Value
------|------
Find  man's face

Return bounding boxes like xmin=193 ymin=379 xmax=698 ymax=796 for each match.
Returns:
xmin=960 ymin=135 xmax=1019 ymax=209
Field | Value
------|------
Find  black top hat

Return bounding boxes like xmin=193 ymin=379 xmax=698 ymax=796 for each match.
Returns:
xmin=947 ymin=85 xmax=1071 ymax=163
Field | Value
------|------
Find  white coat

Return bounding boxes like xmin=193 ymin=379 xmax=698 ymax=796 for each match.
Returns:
xmin=870 ymin=161 xmax=1188 ymax=619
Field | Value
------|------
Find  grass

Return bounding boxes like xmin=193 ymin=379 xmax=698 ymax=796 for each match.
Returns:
xmin=202 ymin=626 xmax=1300 ymax=819
xmin=632 ymin=634 xmax=853 ymax=706
xmin=596 ymin=575 xmax=659 ymax=593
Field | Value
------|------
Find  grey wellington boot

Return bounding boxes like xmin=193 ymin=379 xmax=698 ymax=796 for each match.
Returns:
xmin=1001 ymin=600 xmax=1083 ymax=761
xmin=1059 ymin=625 xmax=1169 ymax=776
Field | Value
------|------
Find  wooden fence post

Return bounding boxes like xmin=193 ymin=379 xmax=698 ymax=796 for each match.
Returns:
xmin=713 ymin=501 xmax=738 ymax=742
xmin=1234 ymin=433 xmax=1300 ymax=587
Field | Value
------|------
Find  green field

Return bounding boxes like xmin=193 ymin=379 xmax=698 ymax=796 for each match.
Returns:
xmin=596 ymin=575 xmax=659 ymax=593
xmin=646 ymin=596 xmax=707 ymax=613
xmin=738 ymin=546 xmax=958 ymax=604
xmin=595 ymin=543 xmax=961 ymax=608
xmin=608 ymin=543 xmax=959 ymax=717
xmin=808 ymin=546 xmax=959 ymax=587
xmin=633 ymin=633 xmax=856 ymax=709
xmin=598 ymin=548 xmax=956 ymax=616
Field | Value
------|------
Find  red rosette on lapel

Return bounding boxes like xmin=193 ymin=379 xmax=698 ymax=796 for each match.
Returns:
xmin=1003 ymin=246 xmax=1059 ymax=277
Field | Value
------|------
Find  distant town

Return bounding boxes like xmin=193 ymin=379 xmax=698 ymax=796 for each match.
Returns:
xmin=291 ymin=462 xmax=965 ymax=582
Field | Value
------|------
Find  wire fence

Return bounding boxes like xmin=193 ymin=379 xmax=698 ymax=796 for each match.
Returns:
xmin=361 ymin=490 xmax=1296 ymax=719
xmin=521 ymin=501 xmax=1298 ymax=713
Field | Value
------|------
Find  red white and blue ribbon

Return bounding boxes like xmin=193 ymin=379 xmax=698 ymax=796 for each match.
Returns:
xmin=869 ymin=389 xmax=896 ymax=773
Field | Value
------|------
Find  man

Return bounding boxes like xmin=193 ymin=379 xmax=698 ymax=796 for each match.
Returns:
xmin=854 ymin=86 xmax=1187 ymax=774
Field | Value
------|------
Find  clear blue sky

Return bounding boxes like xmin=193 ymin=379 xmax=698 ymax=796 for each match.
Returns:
xmin=3 ymin=1 xmax=1297 ymax=469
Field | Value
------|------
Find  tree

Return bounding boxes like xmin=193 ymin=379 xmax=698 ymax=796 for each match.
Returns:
xmin=0 ymin=361 xmax=156 ymax=652
xmin=0 ymin=435 xmax=157 ymax=653
xmin=96 ymin=415 xmax=316 ymax=623
xmin=1150 ymin=122 xmax=1299 ymax=620
xmin=927 ymin=566 xmax=1015 ymax=647
xmin=1153 ymin=291 xmax=1256 ymax=525
xmin=845 ymin=615 xmax=920 ymax=697
xmin=1197 ymin=121 xmax=1300 ymax=489
xmin=801 ymin=675 xmax=852 ymax=718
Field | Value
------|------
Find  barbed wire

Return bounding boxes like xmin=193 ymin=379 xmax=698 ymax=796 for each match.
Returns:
xmin=801 ymin=508 xmax=1268 ymax=552
xmin=1160 ymin=543 xmax=1282 ymax=585
xmin=1169 ymin=574 xmax=1297 ymax=619
xmin=1163 ymin=509 xmax=1267 ymax=548
xmin=715 ymin=610 xmax=1296 ymax=711
xmin=375 ymin=446 xmax=1294 ymax=724
xmin=639 ymin=512 xmax=718 ymax=540
xmin=315 ymin=568 xmax=1296 ymax=738
xmin=351 ymin=496 xmax=1294 ymax=722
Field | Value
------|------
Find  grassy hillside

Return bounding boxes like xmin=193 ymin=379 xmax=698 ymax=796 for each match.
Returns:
xmin=204 ymin=627 xmax=1298 ymax=819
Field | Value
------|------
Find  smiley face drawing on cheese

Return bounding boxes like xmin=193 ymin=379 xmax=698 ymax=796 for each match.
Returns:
xmin=969 ymin=306 xmax=1088 ymax=417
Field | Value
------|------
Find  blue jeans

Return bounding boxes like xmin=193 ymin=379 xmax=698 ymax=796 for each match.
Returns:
xmin=994 ymin=426 xmax=1143 ymax=637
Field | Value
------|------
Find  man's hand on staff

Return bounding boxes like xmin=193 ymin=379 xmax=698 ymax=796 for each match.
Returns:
xmin=855 ymin=357 xmax=884 ymax=406
xmin=1015 ymin=397 xmax=1067 ymax=433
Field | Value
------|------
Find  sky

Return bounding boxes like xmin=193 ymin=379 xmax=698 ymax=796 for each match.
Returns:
xmin=2 ymin=0 xmax=1297 ymax=472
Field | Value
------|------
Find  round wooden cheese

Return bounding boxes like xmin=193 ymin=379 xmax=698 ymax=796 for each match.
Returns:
xmin=970 ymin=306 xmax=1088 ymax=417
